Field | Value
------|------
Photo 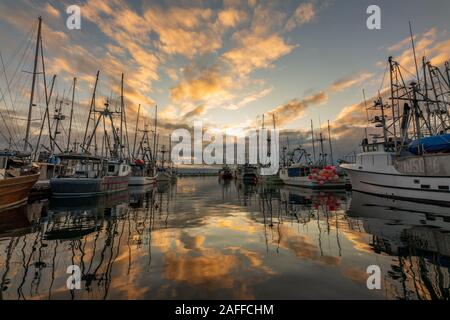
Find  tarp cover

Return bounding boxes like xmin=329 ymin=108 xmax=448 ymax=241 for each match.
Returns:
xmin=408 ymin=134 xmax=450 ymax=155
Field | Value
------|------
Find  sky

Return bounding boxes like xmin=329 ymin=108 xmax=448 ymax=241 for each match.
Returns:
xmin=0 ymin=0 xmax=449 ymax=160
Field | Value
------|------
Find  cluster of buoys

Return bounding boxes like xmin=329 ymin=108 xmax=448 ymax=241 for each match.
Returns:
xmin=308 ymin=166 xmax=340 ymax=185
xmin=306 ymin=193 xmax=341 ymax=211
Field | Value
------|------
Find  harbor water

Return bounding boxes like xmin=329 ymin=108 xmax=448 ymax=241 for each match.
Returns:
xmin=0 ymin=177 xmax=449 ymax=300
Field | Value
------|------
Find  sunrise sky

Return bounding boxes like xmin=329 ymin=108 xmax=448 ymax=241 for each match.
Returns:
xmin=0 ymin=0 xmax=449 ymax=158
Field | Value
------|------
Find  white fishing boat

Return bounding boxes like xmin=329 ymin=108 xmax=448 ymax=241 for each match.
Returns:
xmin=341 ymin=143 xmax=450 ymax=205
xmin=280 ymin=143 xmax=346 ymax=189
xmin=280 ymin=164 xmax=346 ymax=189
xmin=341 ymin=53 xmax=450 ymax=206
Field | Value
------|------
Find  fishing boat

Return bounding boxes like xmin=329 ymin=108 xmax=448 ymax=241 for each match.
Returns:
xmin=341 ymin=53 xmax=450 ymax=205
xmin=51 ymin=85 xmax=132 ymax=197
xmin=280 ymin=164 xmax=346 ymax=189
xmin=0 ymin=151 xmax=40 ymax=211
xmin=50 ymin=154 xmax=130 ymax=197
xmin=129 ymin=159 xmax=156 ymax=186
xmin=280 ymin=142 xmax=346 ymax=189
xmin=129 ymin=105 xmax=158 ymax=186
xmin=155 ymin=144 xmax=173 ymax=182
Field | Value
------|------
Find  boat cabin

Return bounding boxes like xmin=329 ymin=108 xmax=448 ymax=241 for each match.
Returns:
xmin=106 ymin=161 xmax=130 ymax=177
xmin=0 ymin=151 xmax=37 ymax=179
xmin=57 ymin=154 xmax=103 ymax=178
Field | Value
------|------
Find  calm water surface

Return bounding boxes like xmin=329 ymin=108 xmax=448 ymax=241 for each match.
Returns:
xmin=0 ymin=177 xmax=449 ymax=300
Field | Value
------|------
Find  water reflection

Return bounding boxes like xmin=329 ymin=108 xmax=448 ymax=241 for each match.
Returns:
xmin=0 ymin=177 xmax=449 ymax=300
xmin=348 ymin=192 xmax=450 ymax=300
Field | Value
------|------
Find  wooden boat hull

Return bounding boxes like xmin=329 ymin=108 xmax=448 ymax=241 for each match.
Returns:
xmin=51 ymin=175 xmax=129 ymax=198
xmin=0 ymin=173 xmax=40 ymax=211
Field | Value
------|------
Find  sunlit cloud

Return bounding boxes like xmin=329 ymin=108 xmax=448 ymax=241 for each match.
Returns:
xmin=268 ymin=91 xmax=329 ymax=127
xmin=285 ymin=2 xmax=316 ymax=32
xmin=330 ymin=72 xmax=375 ymax=93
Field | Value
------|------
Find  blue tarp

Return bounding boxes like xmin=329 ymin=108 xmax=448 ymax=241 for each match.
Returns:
xmin=408 ymin=134 xmax=450 ymax=155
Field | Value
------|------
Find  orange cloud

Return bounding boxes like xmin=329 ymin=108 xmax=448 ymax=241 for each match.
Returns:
xmin=44 ymin=3 xmax=60 ymax=18
xmin=285 ymin=2 xmax=316 ymax=32
xmin=330 ymin=72 xmax=374 ymax=93
xmin=143 ymin=6 xmax=222 ymax=58
xmin=218 ymin=8 xmax=247 ymax=28
xmin=268 ymin=91 xmax=329 ymax=126
xmin=223 ymin=34 xmax=297 ymax=76
xmin=170 ymin=67 xmax=234 ymax=103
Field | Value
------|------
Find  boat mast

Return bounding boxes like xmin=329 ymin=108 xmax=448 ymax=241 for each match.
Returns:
xmin=422 ymin=57 xmax=433 ymax=135
xmin=120 ymin=73 xmax=125 ymax=160
xmin=34 ymin=74 xmax=56 ymax=160
xmin=445 ymin=62 xmax=450 ymax=88
xmin=375 ymin=96 xmax=388 ymax=145
xmin=319 ymin=132 xmax=325 ymax=164
xmin=327 ymin=120 xmax=334 ymax=165
xmin=52 ymin=96 xmax=65 ymax=154
xmin=310 ymin=119 xmax=316 ymax=163
xmin=82 ymin=70 xmax=100 ymax=154
xmin=24 ymin=16 xmax=42 ymax=152
xmin=362 ymin=89 xmax=370 ymax=141
xmin=153 ymin=105 xmax=158 ymax=166
xmin=67 ymin=77 xmax=77 ymax=152
xmin=409 ymin=22 xmax=421 ymax=84
xmin=388 ymin=57 xmax=398 ymax=145
xmin=132 ymin=104 xmax=141 ymax=159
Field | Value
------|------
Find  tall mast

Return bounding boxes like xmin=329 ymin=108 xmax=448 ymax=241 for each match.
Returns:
xmin=327 ymin=120 xmax=334 ymax=165
xmin=34 ymin=75 xmax=56 ymax=160
xmin=52 ymin=96 xmax=64 ymax=153
xmin=422 ymin=57 xmax=433 ymax=135
xmin=388 ymin=58 xmax=398 ymax=144
xmin=445 ymin=62 xmax=450 ymax=87
xmin=377 ymin=96 xmax=388 ymax=145
xmin=120 ymin=74 xmax=124 ymax=160
xmin=409 ymin=22 xmax=421 ymax=83
xmin=153 ymin=105 xmax=158 ymax=165
xmin=82 ymin=71 xmax=99 ymax=152
xmin=24 ymin=16 xmax=42 ymax=152
xmin=362 ymin=89 xmax=370 ymax=141
xmin=168 ymin=135 xmax=172 ymax=165
xmin=319 ymin=133 xmax=324 ymax=159
xmin=411 ymin=82 xmax=422 ymax=142
xmin=310 ymin=119 xmax=316 ymax=162
xmin=67 ymin=77 xmax=77 ymax=152
xmin=132 ymin=104 xmax=141 ymax=159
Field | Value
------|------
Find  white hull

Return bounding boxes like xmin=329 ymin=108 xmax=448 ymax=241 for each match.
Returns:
xmin=128 ymin=176 xmax=156 ymax=186
xmin=344 ymin=168 xmax=450 ymax=205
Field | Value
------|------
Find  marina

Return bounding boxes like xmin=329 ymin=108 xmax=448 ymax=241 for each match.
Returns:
xmin=0 ymin=1 xmax=449 ymax=304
